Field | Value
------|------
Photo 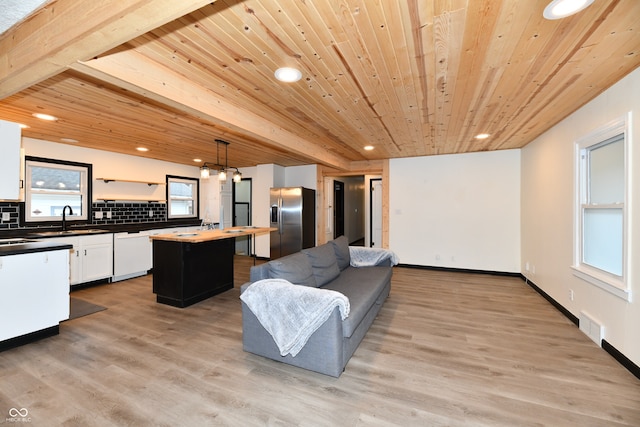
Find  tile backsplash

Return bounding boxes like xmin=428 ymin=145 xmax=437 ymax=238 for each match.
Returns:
xmin=92 ymin=201 xmax=167 ymax=225
xmin=0 ymin=202 xmax=20 ymax=230
xmin=0 ymin=201 xmax=168 ymax=230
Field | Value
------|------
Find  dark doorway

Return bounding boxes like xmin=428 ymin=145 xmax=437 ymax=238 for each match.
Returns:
xmin=233 ymin=178 xmax=252 ymax=255
xmin=369 ymin=178 xmax=382 ymax=247
xmin=333 ymin=180 xmax=344 ymax=239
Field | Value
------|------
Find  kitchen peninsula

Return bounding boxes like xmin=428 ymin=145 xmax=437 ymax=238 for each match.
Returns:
xmin=150 ymin=226 xmax=274 ymax=307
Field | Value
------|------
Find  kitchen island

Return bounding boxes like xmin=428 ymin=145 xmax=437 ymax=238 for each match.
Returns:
xmin=149 ymin=226 xmax=273 ymax=308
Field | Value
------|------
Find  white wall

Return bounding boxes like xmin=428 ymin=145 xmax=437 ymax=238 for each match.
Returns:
xmin=389 ymin=149 xmax=521 ymax=272
xmin=521 ymin=67 xmax=640 ymax=366
xmin=284 ymin=165 xmax=317 ymax=189
xmin=23 ymin=137 xmax=199 ymax=204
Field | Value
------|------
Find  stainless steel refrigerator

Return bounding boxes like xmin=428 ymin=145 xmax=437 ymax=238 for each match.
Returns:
xmin=270 ymin=187 xmax=315 ymax=259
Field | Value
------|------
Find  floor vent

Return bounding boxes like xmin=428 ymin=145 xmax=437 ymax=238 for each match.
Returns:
xmin=579 ymin=311 xmax=604 ymax=346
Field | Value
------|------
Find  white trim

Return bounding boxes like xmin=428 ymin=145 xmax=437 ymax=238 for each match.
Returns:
xmin=571 ymin=265 xmax=631 ymax=302
xmin=167 ymin=176 xmax=198 ymax=219
xmin=573 ymin=112 xmax=631 ymax=300
xmin=24 ymin=159 xmax=90 ymax=223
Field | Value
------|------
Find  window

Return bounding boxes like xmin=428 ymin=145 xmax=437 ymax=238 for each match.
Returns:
xmin=167 ymin=175 xmax=199 ymax=219
xmin=24 ymin=157 xmax=91 ymax=224
xmin=573 ymin=114 xmax=630 ymax=301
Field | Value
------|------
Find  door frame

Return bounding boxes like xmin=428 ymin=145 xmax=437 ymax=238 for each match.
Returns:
xmin=316 ymin=160 xmax=389 ymax=248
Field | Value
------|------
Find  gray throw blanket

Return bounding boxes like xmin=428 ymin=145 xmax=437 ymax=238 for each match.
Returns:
xmin=240 ymin=278 xmax=350 ymax=357
xmin=349 ymin=247 xmax=399 ymax=267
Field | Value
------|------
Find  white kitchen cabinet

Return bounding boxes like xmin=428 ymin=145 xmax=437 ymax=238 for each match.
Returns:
xmin=81 ymin=234 xmax=114 ymax=282
xmin=0 ymin=120 xmax=22 ymax=200
xmin=0 ymin=249 xmax=70 ymax=342
xmin=47 ymin=236 xmax=81 ymax=285
xmin=45 ymin=233 xmax=113 ymax=285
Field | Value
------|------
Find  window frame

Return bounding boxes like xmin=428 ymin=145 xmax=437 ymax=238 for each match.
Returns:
xmin=572 ymin=113 xmax=631 ymax=301
xmin=23 ymin=156 xmax=92 ymax=225
xmin=166 ymin=175 xmax=199 ymax=220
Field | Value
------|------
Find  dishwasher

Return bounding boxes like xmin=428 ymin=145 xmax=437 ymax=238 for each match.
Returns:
xmin=113 ymin=231 xmax=152 ymax=282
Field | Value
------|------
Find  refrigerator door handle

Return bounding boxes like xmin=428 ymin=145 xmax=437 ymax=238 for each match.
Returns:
xmin=277 ymin=197 xmax=283 ymax=234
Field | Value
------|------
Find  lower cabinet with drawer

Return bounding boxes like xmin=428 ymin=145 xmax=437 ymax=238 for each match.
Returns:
xmin=45 ymin=233 xmax=113 ymax=286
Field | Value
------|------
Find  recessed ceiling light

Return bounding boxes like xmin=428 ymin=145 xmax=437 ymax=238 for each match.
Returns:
xmin=136 ymin=147 xmax=149 ymax=152
xmin=60 ymin=138 xmax=79 ymax=143
xmin=543 ymin=0 xmax=594 ymax=20
xmin=193 ymin=158 xmax=202 ymax=163
xmin=474 ymin=133 xmax=490 ymax=140
xmin=18 ymin=123 xmax=29 ymax=129
xmin=364 ymin=145 xmax=375 ymax=151
xmin=274 ymin=67 xmax=302 ymax=83
xmin=32 ymin=113 xmax=58 ymax=121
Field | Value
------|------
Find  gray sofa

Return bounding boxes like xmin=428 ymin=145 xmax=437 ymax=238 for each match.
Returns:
xmin=240 ymin=236 xmax=393 ymax=377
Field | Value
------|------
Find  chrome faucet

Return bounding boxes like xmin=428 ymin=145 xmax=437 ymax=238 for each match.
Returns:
xmin=62 ymin=205 xmax=74 ymax=231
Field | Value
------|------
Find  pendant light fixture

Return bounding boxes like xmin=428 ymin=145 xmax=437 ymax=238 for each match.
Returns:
xmin=199 ymin=139 xmax=242 ymax=182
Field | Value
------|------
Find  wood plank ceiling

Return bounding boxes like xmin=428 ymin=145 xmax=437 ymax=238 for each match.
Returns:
xmin=0 ymin=0 xmax=638 ymax=170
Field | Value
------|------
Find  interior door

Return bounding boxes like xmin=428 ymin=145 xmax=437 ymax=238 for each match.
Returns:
xmin=370 ymin=178 xmax=382 ymax=248
xmin=333 ymin=180 xmax=344 ymax=239
xmin=233 ymin=178 xmax=251 ymax=255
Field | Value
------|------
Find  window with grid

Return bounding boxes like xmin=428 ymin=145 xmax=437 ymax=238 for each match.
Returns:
xmin=24 ymin=157 xmax=91 ymax=223
xmin=167 ymin=175 xmax=199 ymax=219
xmin=573 ymin=114 xmax=630 ymax=301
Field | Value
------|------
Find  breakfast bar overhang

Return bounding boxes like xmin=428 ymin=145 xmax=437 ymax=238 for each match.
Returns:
xmin=149 ymin=227 xmax=274 ymax=308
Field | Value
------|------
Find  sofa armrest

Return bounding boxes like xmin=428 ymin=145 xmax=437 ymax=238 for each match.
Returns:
xmin=240 ymin=282 xmax=252 ymax=294
xmin=242 ymin=303 xmax=346 ymax=377
xmin=374 ymin=258 xmax=394 ymax=267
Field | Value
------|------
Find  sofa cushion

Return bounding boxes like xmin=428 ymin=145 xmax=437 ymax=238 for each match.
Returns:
xmin=268 ymin=252 xmax=318 ymax=287
xmin=330 ymin=235 xmax=350 ymax=270
xmin=302 ymin=243 xmax=341 ymax=287
xmin=323 ymin=266 xmax=393 ymax=337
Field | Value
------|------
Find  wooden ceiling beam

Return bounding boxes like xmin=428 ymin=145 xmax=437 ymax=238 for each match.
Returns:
xmin=71 ymin=50 xmax=351 ymax=170
xmin=0 ymin=0 xmax=214 ymax=99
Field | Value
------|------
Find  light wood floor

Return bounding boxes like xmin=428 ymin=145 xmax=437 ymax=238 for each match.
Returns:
xmin=1 ymin=257 xmax=638 ymax=426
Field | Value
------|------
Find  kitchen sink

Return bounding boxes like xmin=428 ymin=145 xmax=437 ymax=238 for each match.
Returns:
xmin=29 ymin=229 xmax=108 ymax=237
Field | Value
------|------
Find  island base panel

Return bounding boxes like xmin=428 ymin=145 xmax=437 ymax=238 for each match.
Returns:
xmin=152 ymin=238 xmax=234 ymax=308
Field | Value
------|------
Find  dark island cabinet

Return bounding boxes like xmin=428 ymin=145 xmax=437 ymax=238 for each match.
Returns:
xmin=152 ymin=238 xmax=234 ymax=308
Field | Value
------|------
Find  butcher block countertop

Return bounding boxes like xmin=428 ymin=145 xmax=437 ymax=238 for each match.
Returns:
xmin=149 ymin=226 xmax=275 ymax=243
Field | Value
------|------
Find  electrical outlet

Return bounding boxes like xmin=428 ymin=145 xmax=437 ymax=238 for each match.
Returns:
xmin=94 ymin=211 xmax=103 ymax=219
xmin=1 ymin=212 xmax=10 ymax=222
xmin=106 ymin=211 xmax=112 ymax=219
xmin=569 ymin=289 xmax=574 ymax=301
xmin=148 ymin=210 xmax=154 ymax=217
